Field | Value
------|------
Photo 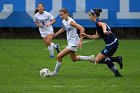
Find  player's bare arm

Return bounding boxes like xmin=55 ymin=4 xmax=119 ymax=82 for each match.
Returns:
xmin=98 ymin=22 xmax=112 ymax=35
xmin=70 ymin=21 xmax=85 ymax=48
xmin=81 ymin=31 xmax=100 ymax=39
xmin=46 ymin=18 xmax=56 ymax=27
xmin=55 ymin=27 xmax=65 ymax=36
xmin=34 ymin=22 xmax=42 ymax=27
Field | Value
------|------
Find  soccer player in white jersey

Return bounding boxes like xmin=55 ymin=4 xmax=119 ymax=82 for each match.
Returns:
xmin=34 ymin=3 xmax=60 ymax=58
xmin=50 ymin=8 xmax=95 ymax=76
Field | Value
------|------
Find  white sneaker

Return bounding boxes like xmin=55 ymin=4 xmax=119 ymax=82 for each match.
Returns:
xmin=49 ymin=71 xmax=58 ymax=76
xmin=90 ymin=55 xmax=96 ymax=65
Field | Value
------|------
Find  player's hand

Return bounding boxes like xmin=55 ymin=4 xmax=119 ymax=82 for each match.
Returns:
xmin=37 ymin=23 xmax=43 ymax=27
xmin=46 ymin=23 xmax=51 ymax=27
xmin=104 ymin=31 xmax=112 ymax=35
xmin=38 ymin=25 xmax=43 ymax=27
xmin=80 ymin=33 xmax=88 ymax=38
xmin=52 ymin=34 xmax=57 ymax=39
xmin=78 ymin=41 xmax=82 ymax=49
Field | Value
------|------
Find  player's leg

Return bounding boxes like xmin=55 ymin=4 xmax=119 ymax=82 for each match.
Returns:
xmin=104 ymin=56 xmax=123 ymax=69
xmin=69 ymin=51 xmax=78 ymax=62
xmin=50 ymin=30 xmax=60 ymax=53
xmin=43 ymin=34 xmax=60 ymax=57
xmin=110 ymin=56 xmax=123 ymax=69
xmin=102 ymin=43 xmax=123 ymax=69
xmin=49 ymin=33 xmax=60 ymax=54
xmin=43 ymin=34 xmax=54 ymax=58
xmin=108 ymin=42 xmax=123 ymax=69
xmin=50 ymin=47 xmax=71 ymax=76
xmin=96 ymin=53 xmax=122 ymax=77
xmin=69 ymin=51 xmax=95 ymax=63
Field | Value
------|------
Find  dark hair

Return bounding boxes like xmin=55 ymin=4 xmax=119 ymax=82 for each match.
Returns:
xmin=38 ymin=3 xmax=44 ymax=7
xmin=59 ymin=8 xmax=71 ymax=17
xmin=34 ymin=9 xmax=39 ymax=14
xmin=90 ymin=8 xmax=102 ymax=17
xmin=59 ymin=8 xmax=68 ymax=14
xmin=34 ymin=3 xmax=44 ymax=14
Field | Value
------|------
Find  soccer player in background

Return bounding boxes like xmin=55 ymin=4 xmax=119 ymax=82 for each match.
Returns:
xmin=33 ymin=3 xmax=60 ymax=58
xmin=50 ymin=8 xmax=95 ymax=76
xmin=81 ymin=9 xmax=123 ymax=77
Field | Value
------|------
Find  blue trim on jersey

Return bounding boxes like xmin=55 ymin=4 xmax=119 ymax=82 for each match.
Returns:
xmin=106 ymin=38 xmax=117 ymax=46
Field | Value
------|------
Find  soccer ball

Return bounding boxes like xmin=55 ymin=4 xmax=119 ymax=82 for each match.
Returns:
xmin=40 ymin=68 xmax=50 ymax=77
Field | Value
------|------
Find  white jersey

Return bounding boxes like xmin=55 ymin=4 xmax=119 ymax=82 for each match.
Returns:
xmin=62 ymin=17 xmax=79 ymax=46
xmin=34 ymin=11 xmax=54 ymax=32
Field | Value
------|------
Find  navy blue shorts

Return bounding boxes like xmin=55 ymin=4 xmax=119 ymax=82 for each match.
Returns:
xmin=101 ymin=41 xmax=119 ymax=57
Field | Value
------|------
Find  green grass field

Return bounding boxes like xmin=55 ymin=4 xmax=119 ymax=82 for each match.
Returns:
xmin=0 ymin=39 xmax=140 ymax=93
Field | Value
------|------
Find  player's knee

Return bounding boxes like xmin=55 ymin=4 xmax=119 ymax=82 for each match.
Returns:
xmin=95 ymin=58 xmax=100 ymax=63
xmin=57 ymin=55 xmax=62 ymax=60
xmin=46 ymin=41 xmax=51 ymax=46
xmin=71 ymin=58 xmax=78 ymax=62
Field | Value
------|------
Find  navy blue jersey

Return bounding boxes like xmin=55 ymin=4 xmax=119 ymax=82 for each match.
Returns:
xmin=95 ymin=18 xmax=117 ymax=44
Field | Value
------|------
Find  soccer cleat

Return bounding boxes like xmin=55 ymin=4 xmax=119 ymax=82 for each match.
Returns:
xmin=55 ymin=44 xmax=60 ymax=53
xmin=50 ymin=55 xmax=54 ymax=58
xmin=49 ymin=71 xmax=58 ymax=76
xmin=117 ymin=56 xmax=123 ymax=69
xmin=90 ymin=55 xmax=96 ymax=65
xmin=115 ymin=73 xmax=123 ymax=77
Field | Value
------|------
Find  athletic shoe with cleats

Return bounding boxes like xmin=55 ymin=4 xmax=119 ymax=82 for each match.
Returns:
xmin=115 ymin=73 xmax=123 ymax=77
xmin=55 ymin=44 xmax=60 ymax=53
xmin=117 ymin=56 xmax=123 ymax=69
xmin=90 ymin=55 xmax=96 ymax=65
xmin=49 ymin=71 xmax=58 ymax=76
xmin=50 ymin=55 xmax=54 ymax=58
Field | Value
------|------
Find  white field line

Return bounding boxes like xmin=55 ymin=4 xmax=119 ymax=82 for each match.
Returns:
xmin=7 ymin=84 xmax=140 ymax=88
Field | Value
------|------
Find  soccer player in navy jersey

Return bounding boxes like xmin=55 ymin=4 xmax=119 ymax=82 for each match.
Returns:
xmin=81 ymin=9 xmax=123 ymax=77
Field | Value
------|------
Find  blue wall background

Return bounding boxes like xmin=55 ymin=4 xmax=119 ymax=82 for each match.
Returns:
xmin=0 ymin=0 xmax=140 ymax=27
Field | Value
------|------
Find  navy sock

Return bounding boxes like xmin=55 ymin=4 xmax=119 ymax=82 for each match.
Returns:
xmin=99 ymin=59 xmax=120 ymax=75
xmin=99 ymin=58 xmax=111 ymax=64
xmin=99 ymin=57 xmax=120 ymax=64
xmin=110 ymin=57 xmax=120 ymax=62
xmin=106 ymin=62 xmax=120 ymax=75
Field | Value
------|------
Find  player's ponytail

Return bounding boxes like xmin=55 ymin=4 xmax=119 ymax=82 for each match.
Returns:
xmin=90 ymin=8 xmax=102 ymax=17
xmin=34 ymin=9 xmax=39 ymax=14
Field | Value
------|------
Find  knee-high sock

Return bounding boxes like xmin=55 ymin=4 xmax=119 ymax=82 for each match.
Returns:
xmin=48 ymin=45 xmax=54 ymax=56
xmin=51 ymin=43 xmax=57 ymax=48
xmin=79 ymin=56 xmax=94 ymax=61
xmin=54 ymin=61 xmax=62 ymax=73
xmin=100 ymin=57 xmax=120 ymax=64
xmin=99 ymin=58 xmax=120 ymax=75
xmin=110 ymin=57 xmax=120 ymax=62
xmin=106 ymin=62 xmax=120 ymax=75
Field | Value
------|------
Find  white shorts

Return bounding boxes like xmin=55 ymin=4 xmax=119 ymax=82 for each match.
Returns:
xmin=66 ymin=45 xmax=78 ymax=51
xmin=40 ymin=30 xmax=54 ymax=37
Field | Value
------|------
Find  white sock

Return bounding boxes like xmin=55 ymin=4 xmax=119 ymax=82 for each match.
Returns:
xmin=79 ymin=56 xmax=93 ymax=61
xmin=51 ymin=43 xmax=57 ymax=48
xmin=111 ymin=65 xmax=117 ymax=73
xmin=54 ymin=61 xmax=62 ymax=73
xmin=48 ymin=45 xmax=54 ymax=56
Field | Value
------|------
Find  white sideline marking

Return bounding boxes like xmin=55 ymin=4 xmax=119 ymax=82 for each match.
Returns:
xmin=7 ymin=85 xmax=140 ymax=88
